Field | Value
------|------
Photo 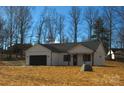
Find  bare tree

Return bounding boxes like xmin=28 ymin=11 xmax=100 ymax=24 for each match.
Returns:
xmin=35 ymin=7 xmax=48 ymax=44
xmin=118 ymin=26 xmax=124 ymax=48
xmin=44 ymin=8 xmax=58 ymax=43
xmin=83 ymin=7 xmax=99 ymax=40
xmin=41 ymin=7 xmax=49 ymax=44
xmin=42 ymin=24 xmax=48 ymax=44
xmin=0 ymin=16 xmax=5 ymax=49
xmin=103 ymin=7 xmax=116 ymax=58
xmin=57 ymin=14 xmax=65 ymax=44
xmin=3 ymin=7 xmax=18 ymax=58
xmin=113 ymin=6 xmax=124 ymax=48
xmin=113 ymin=7 xmax=124 ymax=20
xmin=36 ymin=16 xmax=45 ymax=44
xmin=12 ymin=6 xmax=32 ymax=58
xmin=69 ymin=6 xmax=82 ymax=43
xmin=5 ymin=6 xmax=17 ymax=47
xmin=16 ymin=6 xmax=32 ymax=45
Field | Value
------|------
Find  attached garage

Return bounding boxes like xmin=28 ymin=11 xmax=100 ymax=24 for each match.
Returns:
xmin=30 ymin=55 xmax=47 ymax=65
xmin=25 ymin=44 xmax=52 ymax=66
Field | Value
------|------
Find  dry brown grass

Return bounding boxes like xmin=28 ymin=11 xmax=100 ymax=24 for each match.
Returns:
xmin=0 ymin=61 xmax=124 ymax=86
xmin=0 ymin=60 xmax=26 ymax=66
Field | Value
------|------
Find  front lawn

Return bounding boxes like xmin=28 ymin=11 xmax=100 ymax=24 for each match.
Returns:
xmin=0 ymin=61 xmax=124 ymax=85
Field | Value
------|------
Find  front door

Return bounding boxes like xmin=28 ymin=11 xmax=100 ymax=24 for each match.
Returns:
xmin=73 ymin=55 xmax=77 ymax=66
xmin=83 ymin=54 xmax=91 ymax=65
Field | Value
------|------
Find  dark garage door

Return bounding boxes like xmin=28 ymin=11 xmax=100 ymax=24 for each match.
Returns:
xmin=30 ymin=55 xmax=47 ymax=65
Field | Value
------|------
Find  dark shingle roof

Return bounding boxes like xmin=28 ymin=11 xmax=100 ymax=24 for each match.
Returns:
xmin=8 ymin=44 xmax=32 ymax=51
xmin=41 ymin=39 xmax=101 ymax=53
xmin=81 ymin=39 xmax=101 ymax=51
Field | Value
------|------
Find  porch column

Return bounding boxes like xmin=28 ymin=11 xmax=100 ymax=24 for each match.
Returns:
xmin=82 ymin=54 xmax=84 ymax=65
xmin=70 ymin=54 xmax=73 ymax=66
xmin=91 ymin=53 xmax=94 ymax=66
xmin=78 ymin=54 xmax=83 ymax=65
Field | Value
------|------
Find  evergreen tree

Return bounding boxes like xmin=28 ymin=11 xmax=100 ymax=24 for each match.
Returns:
xmin=92 ymin=17 xmax=109 ymax=51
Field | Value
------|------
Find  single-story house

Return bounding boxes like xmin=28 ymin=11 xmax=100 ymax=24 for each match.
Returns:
xmin=25 ymin=40 xmax=106 ymax=66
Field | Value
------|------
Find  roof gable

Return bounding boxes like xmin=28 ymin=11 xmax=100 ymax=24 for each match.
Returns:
xmin=26 ymin=44 xmax=51 ymax=52
xmin=68 ymin=44 xmax=93 ymax=54
xmin=81 ymin=40 xmax=100 ymax=51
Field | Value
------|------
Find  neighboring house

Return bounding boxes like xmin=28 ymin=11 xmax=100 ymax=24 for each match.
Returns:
xmin=8 ymin=44 xmax=32 ymax=58
xmin=107 ymin=48 xmax=124 ymax=61
xmin=25 ymin=40 xmax=106 ymax=66
xmin=107 ymin=50 xmax=115 ymax=60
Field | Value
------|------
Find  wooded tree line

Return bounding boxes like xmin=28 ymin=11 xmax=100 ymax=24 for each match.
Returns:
xmin=0 ymin=6 xmax=31 ymax=49
xmin=0 ymin=6 xmax=124 ymax=52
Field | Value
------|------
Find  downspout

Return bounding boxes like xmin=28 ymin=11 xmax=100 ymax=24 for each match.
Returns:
xmin=68 ymin=53 xmax=70 ymax=66
xmin=92 ymin=52 xmax=94 ymax=66
xmin=51 ymin=51 xmax=52 ymax=66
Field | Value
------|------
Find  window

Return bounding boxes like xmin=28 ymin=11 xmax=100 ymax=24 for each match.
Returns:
xmin=64 ymin=55 xmax=70 ymax=61
xmin=83 ymin=54 xmax=91 ymax=61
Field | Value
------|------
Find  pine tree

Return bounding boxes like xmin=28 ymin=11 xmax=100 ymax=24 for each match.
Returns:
xmin=92 ymin=17 xmax=109 ymax=51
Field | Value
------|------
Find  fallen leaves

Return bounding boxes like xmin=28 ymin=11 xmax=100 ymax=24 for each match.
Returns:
xmin=0 ymin=61 xmax=123 ymax=85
